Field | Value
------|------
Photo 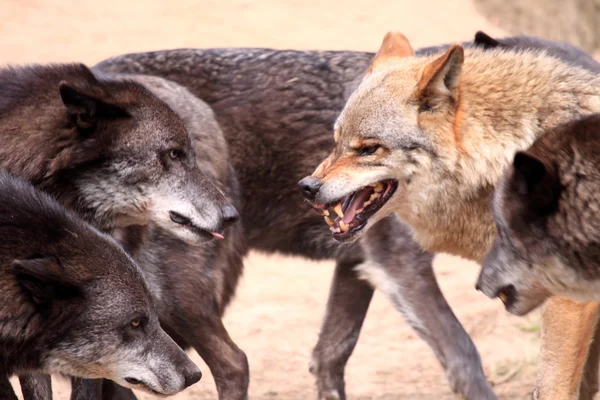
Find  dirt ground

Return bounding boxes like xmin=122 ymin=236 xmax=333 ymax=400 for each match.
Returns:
xmin=0 ymin=0 xmax=556 ymax=398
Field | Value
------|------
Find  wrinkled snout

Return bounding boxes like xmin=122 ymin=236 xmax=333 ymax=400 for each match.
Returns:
xmin=298 ymin=176 xmax=323 ymax=201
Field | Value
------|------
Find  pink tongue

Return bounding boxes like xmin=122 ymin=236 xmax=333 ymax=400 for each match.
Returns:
xmin=343 ymin=187 xmax=374 ymax=224
xmin=211 ymin=232 xmax=225 ymax=239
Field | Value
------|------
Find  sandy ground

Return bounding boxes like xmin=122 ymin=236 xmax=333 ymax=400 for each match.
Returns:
xmin=0 ymin=0 xmax=551 ymax=398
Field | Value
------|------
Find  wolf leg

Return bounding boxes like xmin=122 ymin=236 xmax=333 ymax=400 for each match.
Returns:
xmin=187 ymin=317 xmax=248 ymax=400
xmin=0 ymin=374 xmax=18 ymax=400
xmin=310 ymin=251 xmax=374 ymax=400
xmin=19 ymin=374 xmax=52 ymax=400
xmin=579 ymin=320 xmax=600 ymax=400
xmin=534 ymin=298 xmax=599 ymax=400
xmin=69 ymin=378 xmax=102 ymax=400
xmin=359 ymin=216 xmax=496 ymax=400
xmin=101 ymin=380 xmax=137 ymax=400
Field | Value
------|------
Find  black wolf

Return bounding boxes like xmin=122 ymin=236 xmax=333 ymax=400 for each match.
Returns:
xmin=0 ymin=171 xmax=201 ymax=399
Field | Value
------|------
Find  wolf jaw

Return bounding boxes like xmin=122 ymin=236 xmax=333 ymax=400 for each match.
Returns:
xmin=312 ymin=180 xmax=398 ymax=240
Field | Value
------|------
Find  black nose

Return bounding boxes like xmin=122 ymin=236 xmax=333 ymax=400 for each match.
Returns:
xmin=222 ymin=204 xmax=240 ymax=226
xmin=184 ymin=370 xmax=202 ymax=388
xmin=297 ymin=176 xmax=323 ymax=201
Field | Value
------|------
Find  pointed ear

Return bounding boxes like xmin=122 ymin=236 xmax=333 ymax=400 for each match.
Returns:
xmin=513 ymin=152 xmax=547 ymax=194
xmin=367 ymin=32 xmax=415 ymax=75
xmin=59 ymin=81 xmax=129 ymax=132
xmin=417 ymin=45 xmax=464 ymax=111
xmin=12 ymin=257 xmax=77 ymax=305
xmin=474 ymin=31 xmax=502 ymax=50
xmin=512 ymin=151 xmax=561 ymax=215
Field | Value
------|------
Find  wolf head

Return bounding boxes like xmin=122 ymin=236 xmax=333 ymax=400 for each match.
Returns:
xmin=299 ymin=33 xmax=470 ymax=243
xmin=0 ymin=172 xmax=201 ymax=395
xmin=478 ymin=115 xmax=600 ymax=315
xmin=0 ymin=64 xmax=239 ymax=245
xmin=299 ymin=32 xmax=588 ymax=255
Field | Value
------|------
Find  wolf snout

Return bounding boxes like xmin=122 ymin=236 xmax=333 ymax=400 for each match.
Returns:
xmin=221 ymin=204 xmax=240 ymax=227
xmin=298 ymin=176 xmax=323 ymax=201
xmin=183 ymin=366 xmax=202 ymax=388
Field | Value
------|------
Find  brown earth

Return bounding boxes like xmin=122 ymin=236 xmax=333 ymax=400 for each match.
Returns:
xmin=0 ymin=0 xmax=572 ymax=398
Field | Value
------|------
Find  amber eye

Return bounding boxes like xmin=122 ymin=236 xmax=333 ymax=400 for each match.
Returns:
xmin=360 ymin=145 xmax=380 ymax=156
xmin=169 ymin=149 xmax=182 ymax=160
xmin=130 ymin=318 xmax=141 ymax=328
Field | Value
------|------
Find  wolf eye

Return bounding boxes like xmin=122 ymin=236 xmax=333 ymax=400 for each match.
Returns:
xmin=130 ymin=318 xmax=141 ymax=328
xmin=168 ymin=149 xmax=183 ymax=160
xmin=359 ymin=145 xmax=380 ymax=156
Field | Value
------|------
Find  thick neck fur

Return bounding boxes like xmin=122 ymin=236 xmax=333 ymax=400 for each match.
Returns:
xmin=399 ymin=48 xmax=600 ymax=262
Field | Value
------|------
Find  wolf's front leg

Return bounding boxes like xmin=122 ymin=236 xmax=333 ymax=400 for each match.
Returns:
xmin=359 ymin=216 xmax=496 ymax=400
xmin=186 ymin=316 xmax=248 ymax=400
xmin=310 ymin=252 xmax=374 ymax=400
xmin=69 ymin=378 xmax=102 ymax=400
xmin=19 ymin=374 xmax=52 ymax=400
xmin=579 ymin=323 xmax=600 ymax=400
xmin=534 ymin=297 xmax=599 ymax=400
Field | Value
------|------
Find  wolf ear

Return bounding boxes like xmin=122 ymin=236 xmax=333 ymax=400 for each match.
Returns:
xmin=513 ymin=152 xmax=547 ymax=194
xmin=366 ymin=32 xmax=415 ymax=75
xmin=12 ymin=257 xmax=78 ymax=305
xmin=512 ymin=151 xmax=561 ymax=214
xmin=59 ymin=81 xmax=129 ymax=133
xmin=474 ymin=31 xmax=502 ymax=50
xmin=417 ymin=45 xmax=464 ymax=111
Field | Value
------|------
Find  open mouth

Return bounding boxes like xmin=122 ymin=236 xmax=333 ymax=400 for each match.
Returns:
xmin=495 ymin=284 xmax=517 ymax=310
xmin=313 ymin=180 xmax=398 ymax=240
xmin=169 ymin=211 xmax=224 ymax=241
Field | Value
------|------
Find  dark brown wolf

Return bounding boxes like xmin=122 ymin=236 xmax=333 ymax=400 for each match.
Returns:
xmin=0 ymin=63 xmax=238 ymax=399
xmin=479 ymin=113 xmax=600 ymax=313
xmin=0 ymin=171 xmax=201 ymax=399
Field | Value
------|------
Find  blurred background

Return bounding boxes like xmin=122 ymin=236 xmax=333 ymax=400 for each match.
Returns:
xmin=3 ymin=0 xmax=598 ymax=399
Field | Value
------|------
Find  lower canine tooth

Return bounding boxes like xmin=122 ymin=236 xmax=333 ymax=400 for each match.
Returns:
xmin=339 ymin=221 xmax=349 ymax=232
xmin=323 ymin=210 xmax=329 ymax=216
xmin=334 ymin=203 xmax=344 ymax=218
xmin=498 ymin=293 xmax=508 ymax=303
xmin=324 ymin=216 xmax=334 ymax=226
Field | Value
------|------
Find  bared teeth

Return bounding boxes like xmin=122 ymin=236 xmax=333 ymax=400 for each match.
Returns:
xmin=369 ymin=183 xmax=377 ymax=187
xmin=324 ymin=216 xmax=334 ymax=226
xmin=356 ymin=208 xmax=364 ymax=214
xmin=363 ymin=200 xmax=372 ymax=208
xmin=334 ymin=203 xmax=344 ymax=218
xmin=323 ymin=209 xmax=329 ymax=216
xmin=330 ymin=226 xmax=341 ymax=233
xmin=498 ymin=292 xmax=508 ymax=304
xmin=374 ymin=182 xmax=384 ymax=193
xmin=369 ymin=192 xmax=380 ymax=202
xmin=339 ymin=221 xmax=349 ymax=232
